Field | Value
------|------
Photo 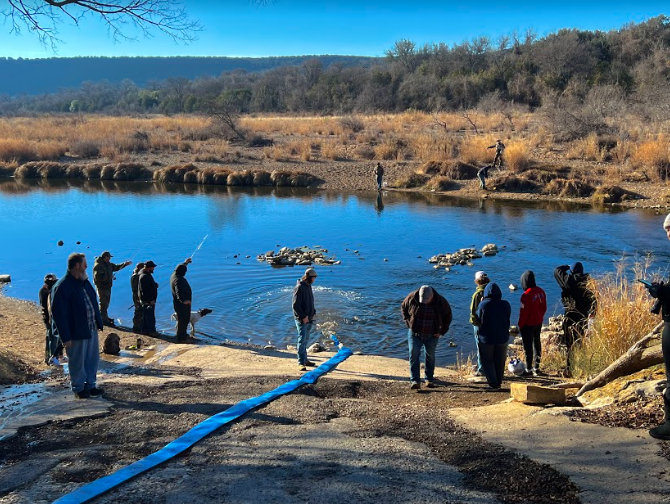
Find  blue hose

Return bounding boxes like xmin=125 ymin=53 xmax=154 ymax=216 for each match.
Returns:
xmin=53 ymin=336 xmax=353 ymax=504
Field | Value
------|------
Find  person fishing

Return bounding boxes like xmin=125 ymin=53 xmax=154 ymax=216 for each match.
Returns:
xmin=554 ymin=262 xmax=597 ymax=376
xmin=171 ymin=258 xmax=193 ymax=343
xmin=477 ymin=165 xmax=493 ymax=190
xmin=93 ymin=250 xmax=132 ymax=326
xmin=130 ymin=262 xmax=145 ymax=333
xmin=643 ymin=213 xmax=670 ymax=440
xmin=138 ymin=260 xmax=159 ymax=337
xmin=487 ymin=139 xmax=505 ymax=168
xmin=374 ymin=162 xmax=385 ymax=190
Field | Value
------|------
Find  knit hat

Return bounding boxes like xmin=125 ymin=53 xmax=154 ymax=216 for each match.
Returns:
xmin=305 ymin=267 xmax=317 ymax=278
xmin=475 ymin=271 xmax=488 ymax=281
xmin=664 ymin=213 xmax=670 ymax=230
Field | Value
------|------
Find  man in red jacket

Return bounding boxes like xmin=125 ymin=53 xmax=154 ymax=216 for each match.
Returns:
xmin=518 ymin=270 xmax=547 ymax=376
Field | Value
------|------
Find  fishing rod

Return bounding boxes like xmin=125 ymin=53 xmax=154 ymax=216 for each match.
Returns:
xmin=190 ymin=234 xmax=209 ymax=260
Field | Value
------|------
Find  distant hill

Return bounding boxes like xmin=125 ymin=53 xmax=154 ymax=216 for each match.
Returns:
xmin=0 ymin=55 xmax=378 ymax=96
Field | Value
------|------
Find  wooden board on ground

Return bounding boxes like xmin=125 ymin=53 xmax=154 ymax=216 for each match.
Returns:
xmin=511 ymin=382 xmax=567 ymax=405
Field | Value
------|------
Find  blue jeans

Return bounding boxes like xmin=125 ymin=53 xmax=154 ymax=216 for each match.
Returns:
xmin=295 ymin=320 xmax=313 ymax=365
xmin=65 ymin=332 xmax=100 ymax=393
xmin=377 ymin=175 xmax=383 ymax=190
xmin=472 ymin=326 xmax=483 ymax=373
xmin=407 ymin=330 xmax=439 ymax=383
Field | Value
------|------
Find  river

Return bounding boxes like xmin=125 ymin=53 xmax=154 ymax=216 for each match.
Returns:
xmin=1 ymin=178 xmax=668 ymax=363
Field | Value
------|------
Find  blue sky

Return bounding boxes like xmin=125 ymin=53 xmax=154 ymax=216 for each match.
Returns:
xmin=0 ymin=1 xmax=666 ymax=58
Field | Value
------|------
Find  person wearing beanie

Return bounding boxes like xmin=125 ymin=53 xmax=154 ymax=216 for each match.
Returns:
xmin=476 ymin=283 xmax=511 ymax=389
xmin=292 ymin=267 xmax=318 ymax=371
xmin=643 ymin=214 xmax=670 ymax=440
xmin=39 ymin=273 xmax=63 ymax=365
xmin=171 ymin=257 xmax=193 ymax=343
xmin=518 ymin=270 xmax=547 ymax=376
xmin=554 ymin=262 xmax=597 ymax=376
xmin=401 ymin=285 xmax=452 ymax=389
xmin=470 ymin=271 xmax=490 ymax=376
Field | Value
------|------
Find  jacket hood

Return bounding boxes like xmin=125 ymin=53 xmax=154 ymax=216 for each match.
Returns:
xmin=520 ymin=270 xmax=536 ymax=290
xmin=483 ymin=282 xmax=502 ymax=299
xmin=175 ymin=264 xmax=187 ymax=277
xmin=94 ymin=257 xmax=104 ymax=265
xmin=571 ymin=262 xmax=584 ymax=275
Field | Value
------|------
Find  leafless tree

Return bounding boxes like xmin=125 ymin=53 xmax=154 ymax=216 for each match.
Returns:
xmin=3 ymin=0 xmax=202 ymax=47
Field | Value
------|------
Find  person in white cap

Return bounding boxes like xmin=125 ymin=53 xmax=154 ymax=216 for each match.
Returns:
xmin=292 ymin=267 xmax=318 ymax=371
xmin=642 ymin=213 xmax=670 ymax=440
xmin=401 ymin=285 xmax=452 ymax=389
xmin=470 ymin=271 xmax=490 ymax=376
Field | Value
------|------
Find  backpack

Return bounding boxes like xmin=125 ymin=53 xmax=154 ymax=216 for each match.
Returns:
xmin=102 ymin=332 xmax=121 ymax=355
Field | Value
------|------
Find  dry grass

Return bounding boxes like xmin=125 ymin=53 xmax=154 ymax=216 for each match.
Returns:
xmin=504 ymin=142 xmax=532 ymax=172
xmin=392 ymin=173 xmax=429 ymax=189
xmin=459 ymin=136 xmax=494 ymax=165
xmin=567 ymin=133 xmax=604 ymax=161
xmin=632 ymin=135 xmax=670 ymax=180
xmin=374 ymin=140 xmax=400 ymax=161
xmin=321 ymin=140 xmax=344 ymax=161
xmin=570 ymin=258 xmax=660 ymax=378
xmin=425 ymin=176 xmax=458 ymax=192
xmin=544 ymin=178 xmax=595 ymax=198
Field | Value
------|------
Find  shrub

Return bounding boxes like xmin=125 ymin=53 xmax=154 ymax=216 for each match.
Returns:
xmin=253 ymin=170 xmax=273 ymax=186
xmin=339 ymin=116 xmax=365 ymax=133
xmin=70 ymin=140 xmax=101 ymax=159
xmin=66 ymin=165 xmax=84 ymax=178
xmin=291 ymin=172 xmax=318 ymax=187
xmin=544 ymin=178 xmax=595 ymax=198
xmin=271 ymin=170 xmax=292 ymax=186
xmin=632 ymin=135 xmax=670 ymax=181
xmin=374 ymin=141 xmax=399 ymax=160
xmin=183 ymin=170 xmax=199 ymax=184
xmin=33 ymin=161 xmax=67 ymax=179
xmin=459 ymin=136 xmax=492 ymax=165
xmin=247 ymin=135 xmax=274 ymax=148
xmin=197 ymin=169 xmax=216 ymax=185
xmin=504 ymin=143 xmax=532 ymax=173
xmin=522 ymin=169 xmax=560 ymax=185
xmin=0 ymin=163 xmax=16 ymax=177
xmin=392 ymin=173 xmax=429 ymax=189
xmin=591 ymin=185 xmax=632 ymax=204
xmin=570 ymin=259 xmax=659 ymax=378
xmin=212 ymin=170 xmax=230 ymax=185
xmin=227 ymin=170 xmax=253 ymax=186
xmin=83 ymin=164 xmax=102 ymax=179
xmin=425 ymin=176 xmax=458 ymax=191
xmin=355 ymin=145 xmax=375 ymax=160
xmin=14 ymin=163 xmax=40 ymax=178
xmin=112 ymin=163 xmax=151 ymax=181
xmin=0 ymin=139 xmax=36 ymax=163
xmin=443 ymin=161 xmax=479 ymax=180
xmin=35 ymin=141 xmax=66 ymax=161
xmin=491 ymin=173 xmax=537 ymax=192
xmin=321 ymin=141 xmax=344 ymax=161
xmin=100 ymin=165 xmax=116 ymax=180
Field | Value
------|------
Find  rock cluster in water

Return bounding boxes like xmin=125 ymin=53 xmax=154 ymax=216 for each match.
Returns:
xmin=257 ymin=246 xmax=341 ymax=267
xmin=429 ymin=244 xmax=499 ymax=270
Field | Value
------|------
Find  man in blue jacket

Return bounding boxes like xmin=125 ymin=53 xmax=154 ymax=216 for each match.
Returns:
xmin=292 ymin=267 xmax=317 ymax=372
xmin=51 ymin=253 xmax=105 ymax=399
xmin=476 ymin=283 xmax=511 ymax=389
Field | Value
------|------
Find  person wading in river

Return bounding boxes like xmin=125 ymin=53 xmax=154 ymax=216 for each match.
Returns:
xmin=130 ymin=262 xmax=145 ymax=332
xmin=374 ymin=162 xmax=385 ymax=190
xmin=292 ymin=267 xmax=318 ymax=372
xmin=401 ymin=285 xmax=452 ymax=390
xmin=138 ymin=260 xmax=159 ymax=337
xmin=93 ymin=251 xmax=131 ymax=326
xmin=50 ymin=253 xmax=105 ymax=399
xmin=643 ymin=213 xmax=670 ymax=440
xmin=554 ymin=262 xmax=596 ymax=376
xmin=171 ymin=258 xmax=193 ymax=343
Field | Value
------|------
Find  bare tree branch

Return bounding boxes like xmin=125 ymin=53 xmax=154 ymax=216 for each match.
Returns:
xmin=3 ymin=0 xmax=203 ymax=48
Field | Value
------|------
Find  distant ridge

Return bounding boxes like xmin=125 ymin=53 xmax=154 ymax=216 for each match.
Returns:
xmin=0 ymin=55 xmax=379 ymax=96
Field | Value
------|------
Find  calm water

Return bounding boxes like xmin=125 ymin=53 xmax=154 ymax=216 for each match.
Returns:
xmin=1 ymin=178 xmax=668 ymax=363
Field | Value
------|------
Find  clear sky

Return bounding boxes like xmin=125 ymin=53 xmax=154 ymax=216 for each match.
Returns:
xmin=0 ymin=1 xmax=666 ymax=58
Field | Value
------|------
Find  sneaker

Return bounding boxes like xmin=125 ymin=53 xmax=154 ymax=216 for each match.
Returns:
xmin=59 ymin=355 xmax=69 ymax=364
xmin=298 ymin=364 xmax=307 ymax=372
xmin=521 ymin=370 xmax=533 ymax=377
xmin=426 ymin=381 xmax=437 ymax=388
xmin=49 ymin=357 xmax=61 ymax=366
xmin=304 ymin=360 xmax=316 ymax=367
xmin=88 ymin=387 xmax=105 ymax=397
xmin=74 ymin=389 xmax=91 ymax=399
xmin=410 ymin=381 xmax=421 ymax=390
xmin=649 ymin=422 xmax=670 ymax=440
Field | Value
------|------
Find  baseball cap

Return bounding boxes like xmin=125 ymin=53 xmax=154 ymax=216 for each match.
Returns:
xmin=475 ymin=271 xmax=488 ymax=281
xmin=101 ymin=251 xmax=113 ymax=258
xmin=419 ymin=285 xmax=433 ymax=303
xmin=145 ymin=260 xmax=157 ymax=268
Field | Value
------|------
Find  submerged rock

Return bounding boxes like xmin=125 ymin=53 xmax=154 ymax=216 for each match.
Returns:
xmin=258 ymin=245 xmax=340 ymax=268
xmin=57 ymin=240 xmax=64 ymax=246
xmin=427 ymin=244 xmax=499 ymax=270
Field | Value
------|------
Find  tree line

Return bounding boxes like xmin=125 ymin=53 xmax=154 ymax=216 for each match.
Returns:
xmin=1 ymin=16 xmax=668 ymax=125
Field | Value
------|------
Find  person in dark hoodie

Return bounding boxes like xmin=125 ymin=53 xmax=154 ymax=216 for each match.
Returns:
xmin=518 ymin=270 xmax=547 ymax=376
xmin=130 ymin=262 xmax=145 ymax=332
xmin=642 ymin=213 xmax=670 ymax=440
xmin=138 ymin=260 xmax=159 ymax=337
xmin=39 ymin=273 xmax=62 ymax=365
xmin=171 ymin=258 xmax=193 ymax=343
xmin=401 ymin=285 xmax=452 ymax=389
xmin=554 ymin=262 xmax=597 ymax=374
xmin=292 ymin=267 xmax=317 ymax=372
xmin=50 ymin=253 xmax=104 ymax=399
xmin=476 ymin=283 xmax=511 ymax=389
